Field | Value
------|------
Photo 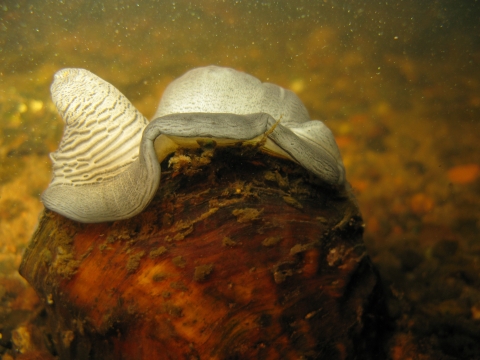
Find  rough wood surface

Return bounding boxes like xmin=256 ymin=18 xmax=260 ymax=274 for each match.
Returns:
xmin=20 ymin=145 xmax=386 ymax=359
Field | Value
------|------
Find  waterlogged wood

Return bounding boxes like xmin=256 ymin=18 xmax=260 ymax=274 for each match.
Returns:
xmin=20 ymin=146 xmax=386 ymax=359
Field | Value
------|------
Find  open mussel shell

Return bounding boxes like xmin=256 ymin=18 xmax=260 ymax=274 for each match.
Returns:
xmin=20 ymin=147 xmax=385 ymax=359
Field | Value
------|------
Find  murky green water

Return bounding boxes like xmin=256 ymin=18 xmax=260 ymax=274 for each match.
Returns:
xmin=1 ymin=0 xmax=479 ymax=358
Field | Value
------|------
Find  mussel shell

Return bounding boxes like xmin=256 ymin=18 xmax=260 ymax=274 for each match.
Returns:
xmin=20 ymin=147 xmax=385 ymax=360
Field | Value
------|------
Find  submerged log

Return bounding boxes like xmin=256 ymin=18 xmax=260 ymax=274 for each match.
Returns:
xmin=20 ymin=145 xmax=386 ymax=359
